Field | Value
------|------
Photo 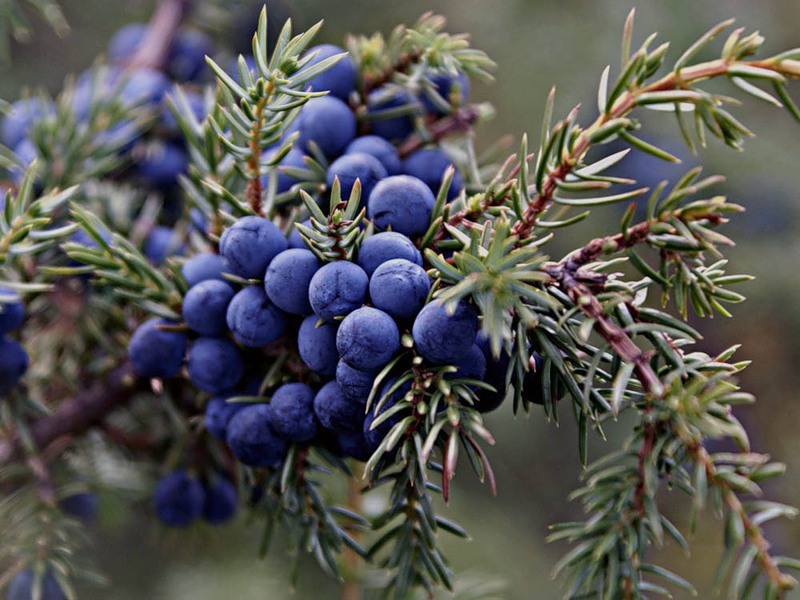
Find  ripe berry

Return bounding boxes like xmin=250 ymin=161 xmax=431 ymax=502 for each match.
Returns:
xmin=7 ymin=567 xmax=66 ymax=600
xmin=205 ymin=395 xmax=247 ymax=441
xmin=412 ymin=300 xmax=479 ymax=365
xmin=226 ymin=286 xmax=287 ymax=347
xmin=167 ymin=29 xmax=214 ymax=82
xmin=297 ymin=96 xmax=356 ymax=158
xmin=366 ymin=87 xmax=419 ymax=142
xmin=202 ymin=476 xmax=239 ymax=525
xmin=314 ymin=380 xmax=363 ymax=434
xmin=345 ymin=135 xmax=402 ymax=176
xmin=450 ymin=344 xmax=487 ymax=381
xmin=59 ymin=492 xmax=98 ymax=524
xmin=367 ymin=175 xmax=435 ymax=238
xmin=263 ymin=146 xmax=307 ymax=194
xmin=153 ymin=469 xmax=205 ymax=527
xmin=369 ymin=258 xmax=430 ymax=320
xmin=108 ymin=23 xmax=147 ymax=63
xmin=269 ymin=382 xmax=318 ymax=442
xmin=364 ymin=378 xmax=410 ymax=447
xmin=226 ymin=404 xmax=289 ymax=468
xmin=297 ymin=316 xmax=339 ymax=377
xmin=357 ymin=231 xmax=422 ymax=277
xmin=128 ymin=318 xmax=186 ymax=380
xmin=1 ymin=98 xmax=55 ymax=149
xmin=264 ymin=248 xmax=320 ymax=315
xmin=300 ymin=44 xmax=357 ymax=100
xmin=133 ymin=140 xmax=189 ymax=189
xmin=144 ymin=226 xmax=185 ymax=266
xmin=336 ymin=307 xmax=400 ymax=371
xmin=308 ymin=261 xmax=368 ymax=322
xmin=336 ymin=360 xmax=376 ymax=404
xmin=326 ymin=153 xmax=388 ymax=207
xmin=420 ymin=72 xmax=470 ymax=115
xmin=219 ymin=216 xmax=287 ymax=279
xmin=183 ymin=279 xmax=235 ymax=336
xmin=403 ymin=148 xmax=464 ymax=201
xmin=181 ymin=253 xmax=226 ymax=287
xmin=0 ymin=287 xmax=25 ymax=334
xmin=187 ymin=337 xmax=243 ymax=394
xmin=473 ymin=333 xmax=511 ymax=413
xmin=0 ymin=337 xmax=27 ymax=396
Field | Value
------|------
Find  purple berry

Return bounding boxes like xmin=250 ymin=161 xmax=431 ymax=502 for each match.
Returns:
xmin=128 ymin=318 xmax=186 ymax=379
xmin=187 ymin=337 xmax=243 ymax=394
xmin=367 ymin=175 xmax=435 ymax=238
xmin=154 ymin=469 xmax=205 ymax=527
xmin=264 ymin=248 xmax=320 ymax=315
xmin=314 ymin=380 xmax=363 ymax=434
xmin=226 ymin=286 xmax=287 ymax=347
xmin=226 ymin=404 xmax=289 ymax=468
xmin=269 ymin=382 xmax=318 ymax=442
xmin=219 ymin=216 xmax=288 ymax=279
xmin=308 ymin=261 xmax=368 ymax=322
xmin=412 ymin=300 xmax=479 ymax=365
xmin=298 ymin=316 xmax=339 ymax=377
xmin=336 ymin=307 xmax=400 ymax=371
xmin=183 ymin=279 xmax=235 ymax=336
xmin=369 ymin=258 xmax=430 ymax=320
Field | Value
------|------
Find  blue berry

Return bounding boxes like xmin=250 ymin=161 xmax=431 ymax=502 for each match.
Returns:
xmin=298 ymin=316 xmax=339 ymax=377
xmin=269 ymin=382 xmax=318 ymax=442
xmin=326 ymin=153 xmax=388 ymax=206
xmin=403 ymin=148 xmax=464 ymax=201
xmin=357 ymin=231 xmax=422 ymax=277
xmin=183 ymin=279 xmax=235 ymax=336
xmin=0 ymin=287 xmax=25 ymax=334
xmin=412 ymin=300 xmax=479 ymax=364
xmin=336 ymin=360 xmax=376 ymax=404
xmin=367 ymin=175 xmax=435 ymax=238
xmin=153 ymin=469 xmax=205 ymax=527
xmin=0 ymin=336 xmax=27 ymax=396
xmin=59 ymin=492 xmax=98 ymax=524
xmin=168 ymin=29 xmax=214 ymax=82
xmin=366 ymin=87 xmax=419 ymax=142
xmin=205 ymin=395 xmax=247 ymax=441
xmin=335 ymin=431 xmax=375 ymax=462
xmin=346 ymin=135 xmax=402 ymax=175
xmin=202 ymin=476 xmax=238 ymax=525
xmin=181 ymin=253 xmax=226 ymax=287
xmin=420 ymin=72 xmax=470 ymax=115
xmin=7 ymin=567 xmax=66 ymax=600
xmin=264 ymin=248 xmax=320 ymax=315
xmin=314 ymin=381 xmax=363 ymax=434
xmin=187 ymin=337 xmax=243 ymax=394
xmin=300 ymin=44 xmax=357 ymax=100
xmin=450 ymin=344 xmax=487 ymax=381
xmin=369 ymin=259 xmax=430 ymax=320
xmin=522 ymin=352 xmax=547 ymax=405
xmin=108 ymin=23 xmax=147 ymax=62
xmin=134 ymin=141 xmax=189 ymax=188
xmin=161 ymin=89 xmax=207 ymax=136
xmin=308 ymin=260 xmax=369 ymax=322
xmin=473 ymin=333 xmax=511 ymax=413
xmin=297 ymin=96 xmax=356 ymax=158
xmin=128 ymin=318 xmax=186 ymax=380
xmin=287 ymin=219 xmax=311 ymax=249
xmin=219 ymin=216 xmax=287 ymax=279
xmin=144 ymin=226 xmax=185 ymax=266
xmin=2 ymin=98 xmax=54 ymax=149
xmin=120 ymin=68 xmax=172 ymax=108
xmin=336 ymin=307 xmax=400 ymax=371
xmin=226 ymin=286 xmax=287 ymax=347
xmin=226 ymin=404 xmax=289 ymax=468
xmin=10 ymin=139 xmax=37 ymax=185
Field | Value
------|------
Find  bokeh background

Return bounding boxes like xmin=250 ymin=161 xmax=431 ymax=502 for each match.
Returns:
xmin=5 ymin=0 xmax=800 ymax=598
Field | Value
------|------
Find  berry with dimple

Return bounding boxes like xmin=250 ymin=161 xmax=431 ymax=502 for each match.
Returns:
xmin=153 ymin=470 xmax=205 ymax=527
xmin=298 ymin=316 xmax=339 ymax=377
xmin=7 ymin=567 xmax=66 ymax=600
xmin=264 ymin=248 xmax=320 ymax=315
xmin=299 ymin=44 xmax=357 ymax=100
xmin=226 ymin=404 xmax=289 ymax=468
xmin=269 ymin=382 xmax=318 ymax=442
xmin=403 ymin=148 xmax=464 ymax=201
xmin=297 ymin=96 xmax=356 ymax=158
xmin=226 ymin=286 xmax=287 ymax=347
xmin=187 ymin=337 xmax=243 ymax=394
xmin=128 ymin=318 xmax=186 ymax=379
xmin=336 ymin=360 xmax=376 ymax=404
xmin=412 ymin=300 xmax=479 ymax=365
xmin=326 ymin=153 xmax=388 ymax=207
xmin=357 ymin=231 xmax=422 ymax=277
xmin=314 ymin=380 xmax=363 ymax=434
xmin=183 ymin=279 xmax=235 ymax=336
xmin=336 ymin=307 xmax=400 ymax=371
xmin=205 ymin=395 xmax=247 ymax=441
xmin=0 ymin=287 xmax=25 ymax=334
xmin=202 ymin=476 xmax=239 ymax=525
xmin=369 ymin=259 xmax=430 ymax=320
xmin=367 ymin=175 xmax=435 ymax=238
xmin=181 ymin=253 xmax=226 ymax=287
xmin=219 ymin=216 xmax=287 ymax=279
xmin=345 ymin=135 xmax=402 ymax=175
xmin=308 ymin=260 xmax=369 ymax=322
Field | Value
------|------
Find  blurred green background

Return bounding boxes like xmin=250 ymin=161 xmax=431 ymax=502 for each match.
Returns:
xmin=7 ymin=0 xmax=800 ymax=598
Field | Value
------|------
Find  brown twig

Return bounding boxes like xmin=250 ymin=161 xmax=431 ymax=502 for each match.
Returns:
xmin=0 ymin=362 xmax=141 ymax=466
xmin=129 ymin=0 xmax=194 ymax=71
xmin=397 ymin=104 xmax=483 ymax=158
